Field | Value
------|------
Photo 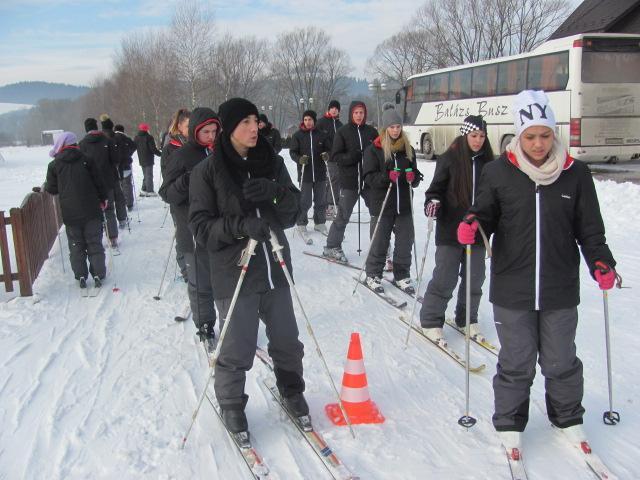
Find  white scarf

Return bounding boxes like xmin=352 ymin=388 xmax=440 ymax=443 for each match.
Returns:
xmin=506 ymin=137 xmax=566 ymax=186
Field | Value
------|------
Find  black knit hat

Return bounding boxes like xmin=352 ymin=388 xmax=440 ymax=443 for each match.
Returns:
xmin=84 ymin=117 xmax=98 ymax=132
xmin=460 ymin=115 xmax=487 ymax=135
xmin=302 ymin=110 xmax=317 ymax=123
xmin=100 ymin=113 xmax=113 ymax=130
xmin=258 ymin=113 xmax=269 ymax=124
xmin=328 ymin=99 xmax=340 ymax=111
xmin=218 ymin=97 xmax=260 ymax=136
xmin=114 ymin=124 xmax=124 ymax=132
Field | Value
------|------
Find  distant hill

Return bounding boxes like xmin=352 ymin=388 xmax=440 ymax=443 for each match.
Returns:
xmin=0 ymin=82 xmax=89 ymax=104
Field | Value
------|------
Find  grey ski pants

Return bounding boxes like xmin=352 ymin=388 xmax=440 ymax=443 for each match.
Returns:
xmin=325 ymin=161 xmax=340 ymax=206
xmin=492 ymin=305 xmax=584 ymax=432
xmin=184 ymin=243 xmax=216 ymax=331
xmin=141 ymin=165 xmax=154 ymax=192
xmin=120 ymin=174 xmax=134 ymax=209
xmin=214 ymin=287 xmax=305 ymax=410
xmin=366 ymin=213 xmax=413 ymax=280
xmin=65 ymin=218 xmax=106 ymax=280
xmin=326 ymin=188 xmax=359 ymax=249
xmin=419 ymin=244 xmax=486 ymax=328
xmin=297 ymin=180 xmax=327 ymax=226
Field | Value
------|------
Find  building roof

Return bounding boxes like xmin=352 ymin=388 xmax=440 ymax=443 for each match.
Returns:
xmin=549 ymin=0 xmax=640 ymax=39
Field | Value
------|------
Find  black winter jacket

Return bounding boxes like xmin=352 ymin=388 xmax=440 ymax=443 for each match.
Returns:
xmin=189 ymin=134 xmax=300 ymax=299
xmin=331 ymin=101 xmax=378 ymax=191
xmin=315 ymin=113 xmax=343 ymax=150
xmin=79 ymin=131 xmax=118 ymax=190
xmin=363 ymin=137 xmax=421 ymax=216
xmin=260 ymin=124 xmax=282 ymax=154
xmin=134 ymin=131 xmax=161 ymax=167
xmin=289 ymin=126 xmax=331 ymax=183
xmin=425 ymin=145 xmax=492 ymax=246
xmin=160 ymin=135 xmax=185 ymax=178
xmin=45 ymin=147 xmax=107 ymax=226
xmin=468 ymin=151 xmax=616 ymax=311
xmin=114 ymin=131 xmax=136 ymax=177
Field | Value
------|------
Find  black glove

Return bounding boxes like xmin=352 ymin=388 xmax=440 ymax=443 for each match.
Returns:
xmin=241 ymin=217 xmax=270 ymax=242
xmin=242 ymin=178 xmax=280 ymax=203
xmin=299 ymin=155 xmax=309 ymax=165
xmin=320 ymin=151 xmax=330 ymax=162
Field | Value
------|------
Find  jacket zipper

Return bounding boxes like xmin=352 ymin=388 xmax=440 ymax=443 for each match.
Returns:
xmin=393 ymin=153 xmax=400 ymax=214
xmin=310 ymin=130 xmax=315 ymax=183
xmin=248 ymin=170 xmax=274 ymax=289
xmin=357 ymin=126 xmax=363 ymax=193
xmin=535 ymin=183 xmax=541 ymax=310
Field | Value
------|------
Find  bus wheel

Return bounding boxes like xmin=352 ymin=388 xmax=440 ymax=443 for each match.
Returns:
xmin=500 ymin=135 xmax=514 ymax=154
xmin=422 ymin=134 xmax=434 ymax=160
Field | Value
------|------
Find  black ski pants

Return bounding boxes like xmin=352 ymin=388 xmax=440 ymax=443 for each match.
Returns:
xmin=185 ymin=243 xmax=215 ymax=331
xmin=325 ymin=188 xmax=359 ymax=249
xmin=296 ymin=180 xmax=327 ymax=226
xmin=366 ymin=212 xmax=413 ymax=280
xmin=65 ymin=218 xmax=106 ymax=280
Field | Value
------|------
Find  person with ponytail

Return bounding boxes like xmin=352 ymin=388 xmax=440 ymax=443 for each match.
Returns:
xmin=361 ymin=106 xmax=422 ymax=294
xmin=419 ymin=115 xmax=494 ymax=346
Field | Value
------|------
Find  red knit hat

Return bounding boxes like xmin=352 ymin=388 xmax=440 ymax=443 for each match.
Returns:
xmin=138 ymin=123 xmax=150 ymax=132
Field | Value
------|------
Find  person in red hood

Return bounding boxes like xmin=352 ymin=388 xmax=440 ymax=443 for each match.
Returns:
xmin=159 ymin=107 xmax=221 ymax=351
xmin=316 ymin=100 xmax=343 ymax=216
xmin=323 ymin=100 xmax=377 ymax=263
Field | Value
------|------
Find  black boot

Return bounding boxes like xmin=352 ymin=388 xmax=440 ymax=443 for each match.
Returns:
xmin=197 ymin=323 xmax=217 ymax=354
xmin=283 ymin=392 xmax=309 ymax=417
xmin=222 ymin=408 xmax=248 ymax=434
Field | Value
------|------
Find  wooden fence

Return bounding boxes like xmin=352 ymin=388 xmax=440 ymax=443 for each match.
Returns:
xmin=0 ymin=189 xmax=62 ymax=296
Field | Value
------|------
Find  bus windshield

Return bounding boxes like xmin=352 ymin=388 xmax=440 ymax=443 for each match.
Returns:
xmin=582 ymin=38 xmax=640 ymax=83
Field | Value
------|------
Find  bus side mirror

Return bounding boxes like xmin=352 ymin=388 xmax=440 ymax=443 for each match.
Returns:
xmin=395 ymin=91 xmax=401 ymax=104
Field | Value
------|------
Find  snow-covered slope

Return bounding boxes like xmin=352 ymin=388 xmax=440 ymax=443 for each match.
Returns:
xmin=0 ymin=147 xmax=637 ymax=479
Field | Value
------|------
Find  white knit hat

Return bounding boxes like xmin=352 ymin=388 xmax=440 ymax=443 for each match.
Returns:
xmin=512 ymin=90 xmax=556 ymax=137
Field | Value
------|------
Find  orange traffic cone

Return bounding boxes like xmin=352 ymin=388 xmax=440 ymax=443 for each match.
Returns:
xmin=325 ymin=332 xmax=385 ymax=425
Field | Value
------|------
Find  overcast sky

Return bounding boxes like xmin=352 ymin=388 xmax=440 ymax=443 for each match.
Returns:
xmin=0 ymin=0 xmax=422 ymax=87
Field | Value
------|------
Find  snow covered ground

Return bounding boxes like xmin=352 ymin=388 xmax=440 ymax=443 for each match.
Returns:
xmin=0 ymin=146 xmax=638 ymax=479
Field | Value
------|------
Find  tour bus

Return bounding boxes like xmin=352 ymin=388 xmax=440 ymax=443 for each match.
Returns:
xmin=396 ymin=33 xmax=640 ymax=163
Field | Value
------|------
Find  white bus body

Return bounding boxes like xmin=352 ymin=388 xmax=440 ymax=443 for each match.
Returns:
xmin=397 ymin=34 xmax=640 ymax=163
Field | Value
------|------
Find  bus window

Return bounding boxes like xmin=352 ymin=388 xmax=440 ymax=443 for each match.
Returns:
xmin=413 ymin=76 xmax=429 ymax=102
xmin=527 ymin=52 xmax=569 ymax=91
xmin=472 ymin=64 xmax=498 ymax=97
xmin=450 ymin=68 xmax=471 ymax=99
xmin=497 ymin=59 xmax=527 ymax=95
xmin=582 ymin=38 xmax=640 ymax=83
xmin=428 ymin=73 xmax=449 ymax=101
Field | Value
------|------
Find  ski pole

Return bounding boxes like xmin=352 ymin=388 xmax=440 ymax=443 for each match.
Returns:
xmin=403 ymin=201 xmax=438 ymax=347
xmin=181 ymin=238 xmax=258 ymax=449
xmin=407 ymin=180 xmax=419 ymax=280
xmin=299 ymin=163 xmax=306 ymax=190
xmin=458 ymin=244 xmax=476 ymax=428
xmin=352 ymin=182 xmax=393 ymax=295
xmin=102 ymin=214 xmax=120 ymax=293
xmin=357 ymin=164 xmax=362 ymax=256
xmin=324 ymin=160 xmax=338 ymax=211
xmin=268 ymin=229 xmax=356 ymax=439
xmin=602 ymin=287 xmax=620 ymax=425
xmin=153 ymin=231 xmax=176 ymax=300
xmin=160 ymin=204 xmax=170 ymax=228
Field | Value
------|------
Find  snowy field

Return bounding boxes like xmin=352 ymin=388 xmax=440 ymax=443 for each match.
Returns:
xmin=0 ymin=146 xmax=638 ymax=479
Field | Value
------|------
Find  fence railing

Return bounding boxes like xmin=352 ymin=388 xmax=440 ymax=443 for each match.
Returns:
xmin=0 ymin=189 xmax=62 ymax=296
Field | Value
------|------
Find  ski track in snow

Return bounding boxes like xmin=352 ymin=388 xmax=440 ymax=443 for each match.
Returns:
xmin=0 ymin=146 xmax=638 ymax=479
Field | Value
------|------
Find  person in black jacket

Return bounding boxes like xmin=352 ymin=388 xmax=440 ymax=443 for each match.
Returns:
xmin=419 ymin=115 xmax=494 ymax=345
xmin=114 ymin=124 xmax=137 ymax=212
xmin=160 ymin=108 xmax=190 ymax=281
xmin=258 ymin=113 xmax=282 ymax=154
xmin=159 ymin=107 xmax=220 ymax=348
xmin=45 ymin=132 xmax=107 ymax=287
xmin=189 ymin=97 xmax=307 ymax=435
xmin=362 ymin=106 xmax=421 ymax=294
xmin=323 ymin=100 xmax=378 ymax=262
xmin=316 ymin=100 xmax=342 ymax=215
xmin=79 ymin=117 xmax=125 ymax=248
xmin=134 ymin=123 xmax=161 ymax=196
xmin=458 ymin=90 xmax=618 ymax=449
xmin=289 ymin=110 xmax=331 ymax=238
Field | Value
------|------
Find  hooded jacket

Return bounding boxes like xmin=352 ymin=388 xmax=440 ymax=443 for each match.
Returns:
xmin=114 ymin=131 xmax=137 ymax=177
xmin=79 ymin=131 xmax=119 ymax=190
xmin=362 ymin=136 xmax=421 ymax=216
xmin=425 ymin=142 xmax=492 ymax=246
xmin=315 ymin=113 xmax=343 ymax=150
xmin=44 ymin=147 xmax=107 ymax=226
xmin=289 ymin=124 xmax=330 ymax=183
xmin=134 ymin=130 xmax=161 ymax=167
xmin=468 ymin=151 xmax=616 ymax=311
xmin=189 ymin=133 xmax=300 ymax=299
xmin=331 ymin=101 xmax=378 ymax=191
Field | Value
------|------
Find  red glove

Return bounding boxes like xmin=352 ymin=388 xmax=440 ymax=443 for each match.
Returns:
xmin=457 ymin=214 xmax=478 ymax=244
xmin=100 ymin=200 xmax=108 ymax=211
xmin=388 ymin=170 xmax=400 ymax=183
xmin=425 ymin=200 xmax=440 ymax=218
xmin=594 ymin=261 xmax=615 ymax=290
xmin=405 ymin=171 xmax=415 ymax=184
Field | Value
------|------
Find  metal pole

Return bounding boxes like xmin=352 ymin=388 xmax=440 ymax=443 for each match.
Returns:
xmin=181 ymin=238 xmax=258 ymax=449
xmin=153 ymin=231 xmax=176 ymax=300
xmin=324 ymin=160 xmax=338 ymax=209
xmin=458 ymin=244 xmax=476 ymax=428
xmin=602 ymin=289 xmax=620 ymax=425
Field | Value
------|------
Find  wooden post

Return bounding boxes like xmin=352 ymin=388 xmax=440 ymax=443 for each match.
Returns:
xmin=0 ymin=211 xmax=14 ymax=293
xmin=10 ymin=207 xmax=33 ymax=297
